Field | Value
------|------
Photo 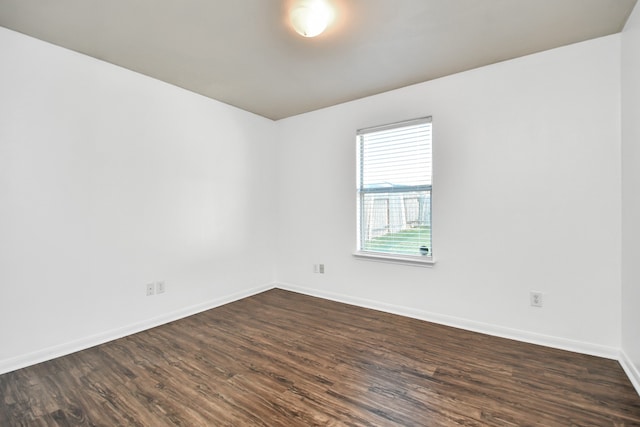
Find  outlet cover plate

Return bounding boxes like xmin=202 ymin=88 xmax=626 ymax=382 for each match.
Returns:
xmin=530 ymin=291 xmax=543 ymax=307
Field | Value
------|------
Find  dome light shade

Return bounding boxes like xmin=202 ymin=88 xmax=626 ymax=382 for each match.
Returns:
xmin=290 ymin=0 xmax=332 ymax=38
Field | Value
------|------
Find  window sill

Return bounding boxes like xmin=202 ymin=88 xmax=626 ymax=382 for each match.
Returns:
xmin=352 ymin=251 xmax=436 ymax=267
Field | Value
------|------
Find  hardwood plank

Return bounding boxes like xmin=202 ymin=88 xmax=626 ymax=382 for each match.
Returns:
xmin=1 ymin=289 xmax=639 ymax=426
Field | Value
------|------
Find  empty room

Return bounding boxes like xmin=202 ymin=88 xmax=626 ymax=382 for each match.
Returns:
xmin=2 ymin=0 xmax=640 ymax=425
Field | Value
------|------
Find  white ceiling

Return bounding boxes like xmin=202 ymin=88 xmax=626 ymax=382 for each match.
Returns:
xmin=0 ymin=0 xmax=636 ymax=120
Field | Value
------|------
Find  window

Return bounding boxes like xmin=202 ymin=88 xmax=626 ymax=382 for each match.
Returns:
xmin=356 ymin=117 xmax=433 ymax=263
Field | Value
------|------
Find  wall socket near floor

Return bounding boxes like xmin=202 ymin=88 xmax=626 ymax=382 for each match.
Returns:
xmin=530 ymin=291 xmax=543 ymax=307
xmin=156 ymin=281 xmax=166 ymax=294
xmin=146 ymin=281 xmax=166 ymax=296
xmin=313 ymin=264 xmax=325 ymax=274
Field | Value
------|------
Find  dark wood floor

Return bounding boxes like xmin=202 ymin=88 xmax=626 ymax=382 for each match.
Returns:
xmin=1 ymin=289 xmax=639 ymax=426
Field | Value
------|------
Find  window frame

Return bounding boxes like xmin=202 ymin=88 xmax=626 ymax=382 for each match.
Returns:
xmin=353 ymin=117 xmax=435 ymax=267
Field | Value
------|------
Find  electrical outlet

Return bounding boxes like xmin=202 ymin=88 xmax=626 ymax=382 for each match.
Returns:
xmin=146 ymin=283 xmax=155 ymax=296
xmin=319 ymin=264 xmax=325 ymax=274
xmin=530 ymin=291 xmax=543 ymax=307
xmin=156 ymin=281 xmax=165 ymax=294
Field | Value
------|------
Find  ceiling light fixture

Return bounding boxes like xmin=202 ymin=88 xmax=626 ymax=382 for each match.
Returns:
xmin=290 ymin=0 xmax=333 ymax=38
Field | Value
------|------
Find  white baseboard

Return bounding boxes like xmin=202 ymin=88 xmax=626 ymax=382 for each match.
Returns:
xmin=0 ymin=283 xmax=275 ymax=375
xmin=619 ymin=350 xmax=640 ymax=396
xmin=275 ymin=282 xmax=620 ymax=360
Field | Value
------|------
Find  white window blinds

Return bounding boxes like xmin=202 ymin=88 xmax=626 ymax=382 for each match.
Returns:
xmin=357 ymin=117 xmax=432 ymax=258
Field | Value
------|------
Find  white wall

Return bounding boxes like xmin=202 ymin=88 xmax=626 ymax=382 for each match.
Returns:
xmin=276 ymin=35 xmax=622 ymax=356
xmin=0 ymin=27 xmax=276 ymax=373
xmin=622 ymin=3 xmax=640 ymax=390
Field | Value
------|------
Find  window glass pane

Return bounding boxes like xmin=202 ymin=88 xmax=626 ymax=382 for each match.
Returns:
xmin=357 ymin=118 xmax=432 ymax=257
